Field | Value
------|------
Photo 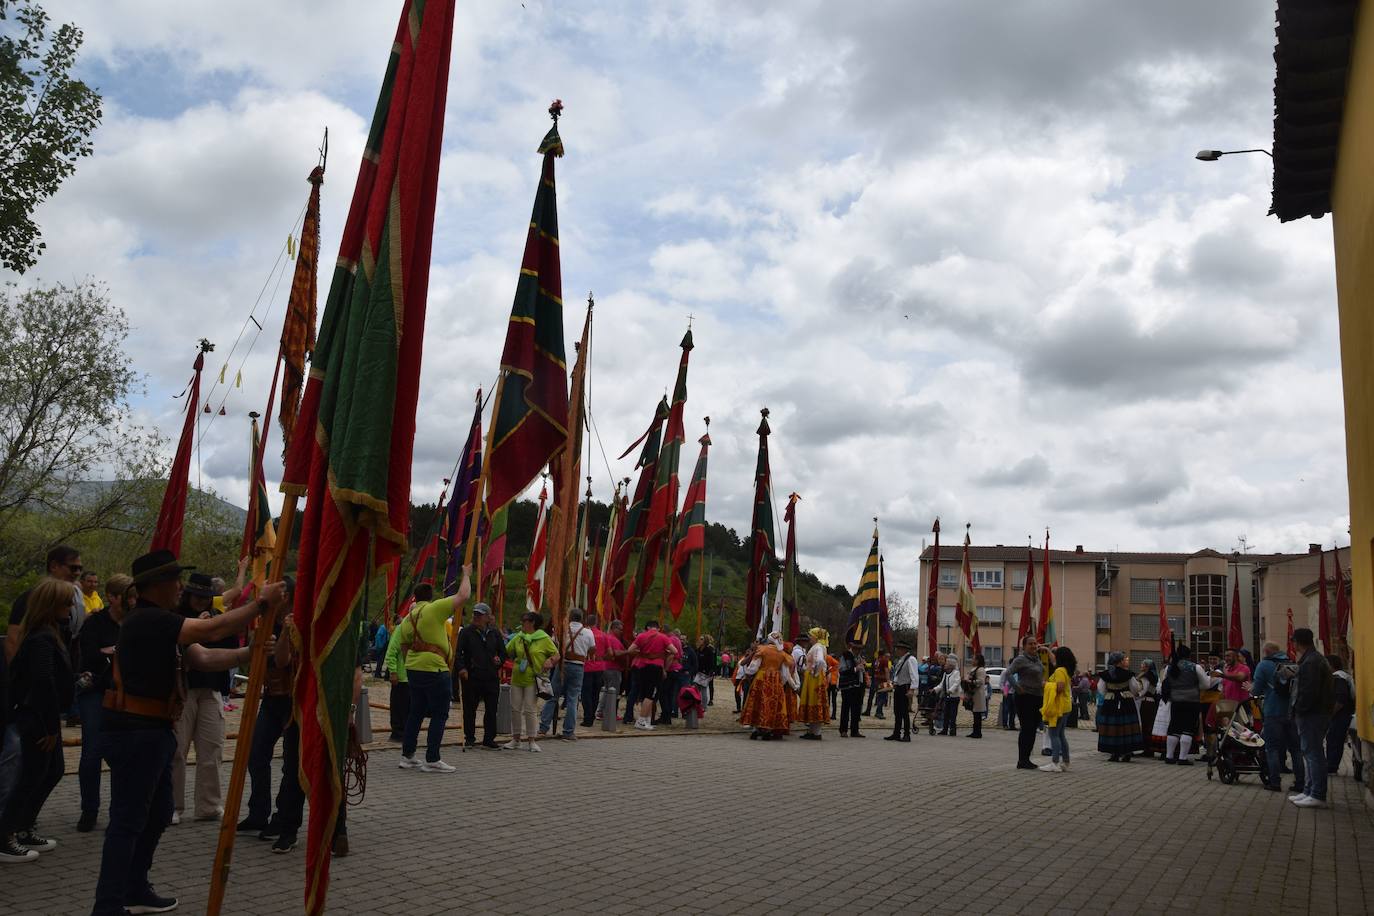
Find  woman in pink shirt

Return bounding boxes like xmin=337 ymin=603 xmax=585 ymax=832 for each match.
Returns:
xmin=1216 ymin=649 xmax=1252 ymax=703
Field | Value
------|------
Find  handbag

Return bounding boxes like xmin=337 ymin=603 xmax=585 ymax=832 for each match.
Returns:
xmin=520 ymin=637 xmax=554 ymax=700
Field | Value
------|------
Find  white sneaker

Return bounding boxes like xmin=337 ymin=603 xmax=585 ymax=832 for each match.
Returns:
xmin=420 ymin=759 xmax=455 ymax=773
xmin=528 ymin=742 xmax=542 ymax=753
xmin=1287 ymin=793 xmax=1309 ymax=802
xmin=398 ymin=755 xmax=421 ymax=769
xmin=502 ymin=739 xmax=520 ymax=750
xmin=169 ymin=812 xmax=181 ymax=825
xmin=1293 ymin=795 xmax=1327 ymax=808
xmin=1038 ymin=762 xmax=1061 ymax=773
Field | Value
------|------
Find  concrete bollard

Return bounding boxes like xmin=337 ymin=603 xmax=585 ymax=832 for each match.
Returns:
xmin=601 ymin=687 xmax=619 ymax=732
xmin=355 ymin=686 xmax=372 ymax=744
xmin=685 ymin=708 xmax=699 ymax=730
xmin=497 ymin=684 xmax=512 ymax=735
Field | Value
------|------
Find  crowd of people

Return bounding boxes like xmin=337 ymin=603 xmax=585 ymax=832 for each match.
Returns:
xmin=0 ymin=545 xmax=1362 ymax=912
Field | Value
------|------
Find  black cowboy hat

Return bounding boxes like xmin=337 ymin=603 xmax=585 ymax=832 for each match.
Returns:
xmin=131 ymin=549 xmax=195 ymax=586
xmin=182 ymin=572 xmax=217 ymax=597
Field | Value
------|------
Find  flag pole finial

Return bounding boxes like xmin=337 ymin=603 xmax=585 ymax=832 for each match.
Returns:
xmin=549 ymin=99 xmax=564 ymax=121
xmin=198 ymin=338 xmax=215 ymax=354
xmin=248 ymin=411 xmax=260 ymax=420
xmin=932 ymin=517 xmax=940 ymax=534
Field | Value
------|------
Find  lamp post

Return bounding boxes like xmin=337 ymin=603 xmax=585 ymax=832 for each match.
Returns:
xmin=1194 ymin=148 xmax=1272 ymax=161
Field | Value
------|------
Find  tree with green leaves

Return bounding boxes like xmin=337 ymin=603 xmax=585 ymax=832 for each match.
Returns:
xmin=0 ymin=0 xmax=102 ymax=273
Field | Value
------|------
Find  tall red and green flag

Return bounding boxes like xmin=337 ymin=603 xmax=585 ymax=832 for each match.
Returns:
xmin=277 ymin=1 xmax=456 ymax=909
xmin=614 ymin=398 xmax=668 ymax=633
xmin=844 ymin=524 xmax=881 ymax=645
xmin=443 ymin=392 xmax=484 ymax=594
xmin=637 ymin=329 xmax=693 ymax=603
xmin=545 ymin=302 xmax=591 ymax=624
xmin=481 ymin=504 xmax=509 ymax=593
xmin=1334 ymin=548 xmax=1351 ymax=642
xmin=483 ymin=106 xmax=570 ymax=515
xmin=954 ymin=525 xmax=981 ymax=654
xmin=1016 ymin=545 xmax=1036 ymax=645
xmin=1037 ymin=529 xmax=1057 ymax=646
xmin=596 ymin=482 xmax=625 ymax=621
xmin=782 ymin=492 xmax=801 ymax=640
xmin=150 ymin=345 xmax=208 ymax=555
xmin=925 ymin=519 xmax=940 ymax=658
xmin=526 ymin=483 xmax=550 ymax=613
xmin=1318 ymin=550 xmax=1332 ymax=651
xmin=743 ymin=409 xmax=776 ymax=633
xmin=667 ymin=430 xmax=710 ymax=619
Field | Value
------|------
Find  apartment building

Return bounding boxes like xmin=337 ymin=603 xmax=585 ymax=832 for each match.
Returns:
xmin=916 ymin=543 xmax=1347 ymax=670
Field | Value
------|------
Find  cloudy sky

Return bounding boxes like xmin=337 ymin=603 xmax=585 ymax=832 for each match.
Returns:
xmin=18 ymin=0 xmax=1351 ymax=595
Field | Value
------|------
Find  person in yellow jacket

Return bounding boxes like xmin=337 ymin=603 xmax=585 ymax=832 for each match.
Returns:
xmin=1039 ymin=646 xmax=1077 ymax=773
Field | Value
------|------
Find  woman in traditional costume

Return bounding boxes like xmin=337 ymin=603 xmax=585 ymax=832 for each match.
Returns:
xmin=739 ymin=634 xmax=794 ymax=740
xmin=1095 ymin=651 xmax=1143 ymax=762
xmin=797 ymin=627 xmax=830 ymax=740
xmin=1137 ymin=658 xmax=1161 ymax=757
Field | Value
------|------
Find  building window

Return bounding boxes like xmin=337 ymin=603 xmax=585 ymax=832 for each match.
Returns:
xmin=938 ymin=605 xmax=956 ymax=627
xmin=1096 ymin=651 xmax=1110 ymax=669
xmin=1134 ymin=651 xmax=1162 ymax=672
xmin=971 ymin=568 xmax=1003 ymax=589
xmin=1096 ymin=613 xmax=1111 ymax=631
xmin=1189 ymin=574 xmax=1226 ymax=657
xmin=939 ymin=643 xmax=954 ymax=656
xmin=1011 ymin=568 xmax=1026 ymax=590
xmin=1129 ymin=615 xmax=1155 ymax=641
xmin=977 ymin=606 xmax=1004 ymax=625
xmin=982 ymin=646 xmax=1004 ymax=666
xmin=1129 ymin=578 xmax=1184 ymax=605
xmin=939 ymin=566 xmax=958 ymax=588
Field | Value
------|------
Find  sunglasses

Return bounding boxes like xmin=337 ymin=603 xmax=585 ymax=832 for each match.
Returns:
xmin=67 ymin=564 xmax=84 ymax=574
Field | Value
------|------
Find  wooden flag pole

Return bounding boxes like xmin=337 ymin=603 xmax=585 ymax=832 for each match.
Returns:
xmin=208 ymin=490 xmax=299 ymax=916
xmin=465 ymin=374 xmax=505 ymax=594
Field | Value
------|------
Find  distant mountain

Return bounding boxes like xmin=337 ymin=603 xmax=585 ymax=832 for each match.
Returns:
xmin=69 ymin=479 xmax=247 ymax=529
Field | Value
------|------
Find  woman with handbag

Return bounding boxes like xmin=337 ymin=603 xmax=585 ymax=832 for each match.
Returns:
xmin=0 ymin=579 xmax=75 ymax=862
xmin=966 ymin=653 xmax=987 ymax=738
xmin=504 ymin=613 xmax=559 ymax=753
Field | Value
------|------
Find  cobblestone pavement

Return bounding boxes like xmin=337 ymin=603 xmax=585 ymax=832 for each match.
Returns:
xmin=8 ymin=713 xmax=1373 ymax=915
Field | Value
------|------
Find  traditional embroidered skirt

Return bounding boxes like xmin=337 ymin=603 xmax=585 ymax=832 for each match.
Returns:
xmin=798 ymin=671 xmax=830 ymax=724
xmin=1096 ymin=691 xmax=1143 ymax=753
xmin=740 ymin=671 xmax=790 ymax=732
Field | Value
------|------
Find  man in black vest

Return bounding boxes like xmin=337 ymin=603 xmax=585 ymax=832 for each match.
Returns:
xmin=91 ymin=551 xmax=279 ymax=916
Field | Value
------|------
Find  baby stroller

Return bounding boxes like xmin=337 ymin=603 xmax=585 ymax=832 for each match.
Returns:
xmin=917 ymin=686 xmax=941 ymax=734
xmin=1206 ymin=697 xmax=1268 ymax=785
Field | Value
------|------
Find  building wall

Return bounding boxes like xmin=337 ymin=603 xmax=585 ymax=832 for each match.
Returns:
xmin=1256 ymin=548 xmax=1351 ymax=653
xmin=1331 ymin=6 xmax=1374 ymax=744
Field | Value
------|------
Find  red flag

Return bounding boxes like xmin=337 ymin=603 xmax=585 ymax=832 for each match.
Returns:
xmin=1228 ymin=573 xmax=1244 ymax=650
xmin=877 ymin=555 xmax=893 ymax=651
xmin=925 ymin=519 xmax=940 ymax=658
xmin=667 ymin=431 xmax=710 ymax=619
xmin=1037 ymin=530 xmax=1056 ymax=646
xmin=1334 ymin=548 xmax=1351 ymax=641
xmin=638 ymin=330 xmax=692 ymax=603
xmin=1016 ymin=546 xmax=1035 ymax=644
xmin=1286 ymin=607 xmax=1296 ymax=659
xmin=279 ymin=2 xmax=456 ymax=909
xmin=1317 ymin=550 xmax=1332 ymax=651
xmin=150 ymin=348 xmax=206 ymax=555
xmin=526 ymin=483 xmax=550 ymax=613
xmin=614 ymin=399 xmax=668 ymax=632
xmin=1158 ymin=578 xmax=1173 ymax=661
xmin=954 ymin=526 xmax=981 ymax=654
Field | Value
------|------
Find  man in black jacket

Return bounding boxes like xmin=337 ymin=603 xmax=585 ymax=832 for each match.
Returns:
xmin=1289 ymin=628 xmax=1334 ymax=809
xmin=456 ymin=603 xmax=505 ymax=749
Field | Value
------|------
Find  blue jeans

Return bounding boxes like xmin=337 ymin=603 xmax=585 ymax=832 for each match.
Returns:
xmin=1297 ymin=714 xmax=1331 ymax=801
xmin=92 ymin=728 xmax=177 ymax=915
xmin=1263 ymin=715 xmax=1304 ymax=789
xmin=0 ymin=723 xmax=20 ymax=819
xmin=540 ymin=663 xmax=585 ymax=737
xmin=402 ymin=670 xmax=451 ymax=763
xmin=77 ymin=691 xmax=105 ymax=816
xmin=1048 ymin=717 xmax=1070 ymax=763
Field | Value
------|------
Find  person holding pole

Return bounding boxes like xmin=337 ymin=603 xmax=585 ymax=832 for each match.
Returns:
xmin=90 ymin=551 xmax=280 ymax=916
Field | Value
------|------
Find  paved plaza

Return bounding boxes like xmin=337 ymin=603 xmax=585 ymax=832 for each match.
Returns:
xmin=6 ymin=705 xmax=1374 ymax=915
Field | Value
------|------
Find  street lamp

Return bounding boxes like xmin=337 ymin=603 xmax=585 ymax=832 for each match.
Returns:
xmin=1195 ymin=148 xmax=1273 ymax=161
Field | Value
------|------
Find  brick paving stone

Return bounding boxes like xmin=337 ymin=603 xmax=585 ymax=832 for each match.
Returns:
xmin=2 ymin=723 xmax=1372 ymax=914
